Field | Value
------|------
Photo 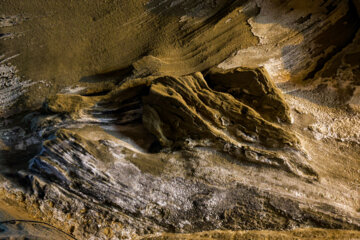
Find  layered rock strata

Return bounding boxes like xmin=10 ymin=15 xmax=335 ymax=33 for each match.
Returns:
xmin=0 ymin=0 xmax=360 ymax=239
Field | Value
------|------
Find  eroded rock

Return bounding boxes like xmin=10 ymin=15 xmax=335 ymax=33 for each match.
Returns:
xmin=205 ymin=67 xmax=291 ymax=123
xmin=142 ymin=72 xmax=315 ymax=178
xmin=0 ymin=0 xmax=360 ymax=239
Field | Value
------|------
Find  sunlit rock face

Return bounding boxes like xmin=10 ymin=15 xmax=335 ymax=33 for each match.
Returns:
xmin=0 ymin=0 xmax=360 ymax=239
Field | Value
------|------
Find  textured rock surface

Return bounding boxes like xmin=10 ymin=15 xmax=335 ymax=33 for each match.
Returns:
xmin=0 ymin=0 xmax=360 ymax=239
xmin=205 ymin=67 xmax=292 ymax=123
xmin=142 ymin=72 xmax=315 ymax=178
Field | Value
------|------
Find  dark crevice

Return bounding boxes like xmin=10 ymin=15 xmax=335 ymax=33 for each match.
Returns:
xmin=81 ymin=90 xmax=111 ymax=97
xmin=304 ymin=2 xmax=360 ymax=81
xmin=295 ymin=14 xmax=312 ymax=24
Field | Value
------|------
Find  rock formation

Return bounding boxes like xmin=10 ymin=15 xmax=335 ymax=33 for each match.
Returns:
xmin=0 ymin=0 xmax=360 ymax=239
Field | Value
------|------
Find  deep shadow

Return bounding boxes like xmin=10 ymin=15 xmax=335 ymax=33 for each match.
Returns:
xmin=301 ymin=0 xmax=359 ymax=81
xmin=79 ymin=66 xmax=133 ymax=84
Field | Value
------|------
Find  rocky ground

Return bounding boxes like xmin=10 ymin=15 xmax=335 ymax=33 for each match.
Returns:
xmin=0 ymin=0 xmax=360 ymax=239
